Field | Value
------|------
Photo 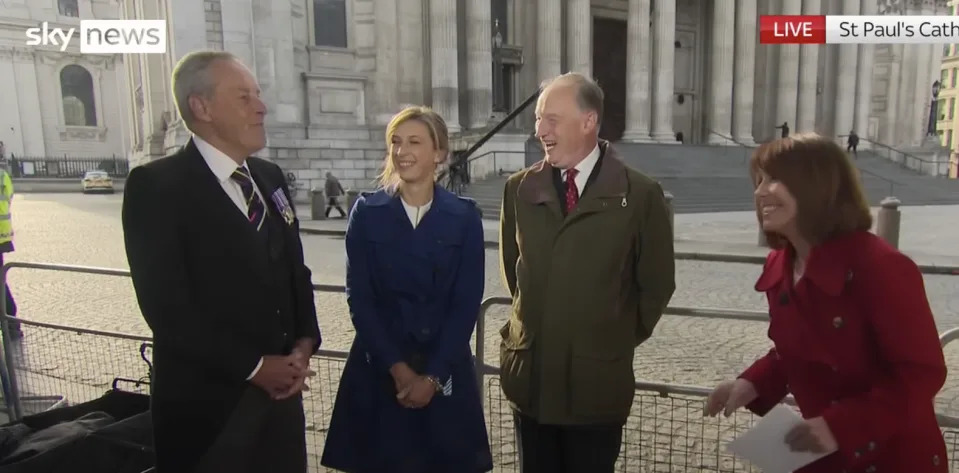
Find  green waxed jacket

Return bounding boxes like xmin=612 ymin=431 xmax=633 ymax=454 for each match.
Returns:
xmin=498 ymin=141 xmax=676 ymax=425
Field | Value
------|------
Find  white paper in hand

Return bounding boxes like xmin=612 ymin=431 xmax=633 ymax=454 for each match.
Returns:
xmin=727 ymin=404 xmax=833 ymax=473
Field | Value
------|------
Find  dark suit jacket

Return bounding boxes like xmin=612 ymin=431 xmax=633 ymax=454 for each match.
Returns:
xmin=121 ymin=139 xmax=320 ymax=471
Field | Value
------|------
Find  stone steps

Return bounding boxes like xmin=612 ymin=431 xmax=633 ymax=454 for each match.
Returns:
xmin=464 ymin=144 xmax=959 ymax=220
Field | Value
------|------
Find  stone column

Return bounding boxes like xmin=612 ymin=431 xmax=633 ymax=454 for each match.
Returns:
xmin=219 ymin=0 xmax=254 ymax=65
xmin=9 ymin=52 xmax=45 ymax=155
xmin=397 ymin=0 xmax=426 ymax=105
xmin=566 ymin=0 xmax=591 ymax=75
xmin=884 ymin=43 xmax=903 ymax=145
xmin=852 ymin=0 xmax=877 ymax=140
xmin=168 ymin=0 xmax=208 ymax=63
xmin=796 ymin=0 xmax=821 ymax=133
xmin=466 ymin=0 xmax=493 ymax=128
xmin=373 ymin=0 xmax=399 ymax=124
xmin=430 ymin=0 xmax=461 ymax=131
xmin=913 ymin=43 xmax=935 ymax=143
xmin=833 ymin=0 xmax=860 ymax=137
xmin=537 ymin=0 xmax=562 ymax=81
xmin=622 ymin=0 xmax=652 ymax=142
xmin=251 ymin=0 xmax=277 ymax=115
xmin=732 ymin=0 xmax=757 ymax=145
xmin=776 ymin=0 xmax=801 ymax=131
xmin=909 ymin=0 xmax=935 ymax=145
xmin=650 ymin=0 xmax=676 ymax=142
xmin=165 ymin=0 xmax=206 ymax=138
xmin=269 ymin=0 xmax=299 ymax=130
xmin=707 ymin=0 xmax=735 ymax=143
xmin=896 ymin=0 xmax=920 ymax=146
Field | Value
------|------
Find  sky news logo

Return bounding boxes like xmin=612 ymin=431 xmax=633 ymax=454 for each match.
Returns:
xmin=25 ymin=20 xmax=166 ymax=54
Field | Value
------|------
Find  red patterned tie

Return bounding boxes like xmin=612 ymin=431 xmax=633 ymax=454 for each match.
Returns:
xmin=564 ymin=168 xmax=579 ymax=214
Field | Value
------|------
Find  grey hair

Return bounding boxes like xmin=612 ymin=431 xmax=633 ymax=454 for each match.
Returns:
xmin=171 ymin=50 xmax=241 ymax=130
xmin=539 ymin=72 xmax=605 ymax=128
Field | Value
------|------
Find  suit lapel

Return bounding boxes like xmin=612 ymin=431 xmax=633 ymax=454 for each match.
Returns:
xmin=181 ymin=141 xmax=268 ymax=273
xmin=248 ymin=159 xmax=294 ymax=233
xmin=183 ymin=140 xmax=261 ymax=235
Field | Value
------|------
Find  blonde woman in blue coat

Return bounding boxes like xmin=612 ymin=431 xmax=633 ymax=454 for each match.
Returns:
xmin=321 ymin=106 xmax=493 ymax=473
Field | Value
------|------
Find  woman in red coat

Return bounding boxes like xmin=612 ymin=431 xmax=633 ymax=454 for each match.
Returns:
xmin=705 ymin=133 xmax=949 ymax=472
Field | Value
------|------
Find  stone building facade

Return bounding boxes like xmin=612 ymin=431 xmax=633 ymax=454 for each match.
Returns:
xmin=0 ymin=0 xmax=130 ymax=160
xmin=121 ymin=0 xmax=946 ymax=196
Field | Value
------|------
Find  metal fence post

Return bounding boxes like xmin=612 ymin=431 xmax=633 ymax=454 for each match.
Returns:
xmin=663 ymin=190 xmax=674 ymax=237
xmin=876 ymin=196 xmax=902 ymax=248
xmin=474 ymin=302 xmax=487 ymax=404
xmin=0 ymin=264 xmax=22 ymax=420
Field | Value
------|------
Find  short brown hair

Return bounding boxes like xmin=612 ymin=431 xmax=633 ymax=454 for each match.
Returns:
xmin=749 ymin=133 xmax=872 ymax=249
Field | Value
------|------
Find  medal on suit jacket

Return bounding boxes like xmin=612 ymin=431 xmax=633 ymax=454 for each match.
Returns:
xmin=270 ymin=188 xmax=295 ymax=225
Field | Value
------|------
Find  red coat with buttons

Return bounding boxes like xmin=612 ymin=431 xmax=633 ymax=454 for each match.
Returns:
xmin=739 ymin=230 xmax=948 ymax=472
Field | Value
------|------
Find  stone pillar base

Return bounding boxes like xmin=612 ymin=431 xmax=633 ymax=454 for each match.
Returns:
xmin=621 ymin=130 xmax=655 ymax=142
xmin=651 ymin=132 xmax=680 ymax=143
xmin=707 ymin=134 xmax=738 ymax=146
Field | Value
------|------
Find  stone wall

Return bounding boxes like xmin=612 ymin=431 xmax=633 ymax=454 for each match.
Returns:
xmin=205 ymin=0 xmax=224 ymax=50
xmin=266 ymin=144 xmax=387 ymax=203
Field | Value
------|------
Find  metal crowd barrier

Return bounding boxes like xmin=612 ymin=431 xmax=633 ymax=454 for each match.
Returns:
xmin=1 ymin=261 xmax=959 ymax=471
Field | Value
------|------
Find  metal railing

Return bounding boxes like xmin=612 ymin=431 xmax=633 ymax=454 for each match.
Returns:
xmin=442 ymin=89 xmax=541 ymax=196
xmin=704 ymin=129 xmax=755 ymax=163
xmin=2 ymin=261 xmax=959 ymax=471
xmin=8 ymin=155 xmax=129 ymax=179
xmin=836 ymin=134 xmax=950 ymax=177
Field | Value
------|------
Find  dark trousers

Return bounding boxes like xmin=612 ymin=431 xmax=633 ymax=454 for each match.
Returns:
xmin=188 ymin=386 xmax=307 ymax=473
xmin=514 ymin=412 xmax=622 ymax=473
xmin=325 ymin=196 xmax=346 ymax=217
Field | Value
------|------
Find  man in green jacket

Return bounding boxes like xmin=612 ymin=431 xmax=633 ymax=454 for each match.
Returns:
xmin=498 ymin=72 xmax=676 ymax=472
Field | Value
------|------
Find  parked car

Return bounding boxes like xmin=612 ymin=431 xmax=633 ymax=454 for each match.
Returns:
xmin=81 ymin=170 xmax=114 ymax=194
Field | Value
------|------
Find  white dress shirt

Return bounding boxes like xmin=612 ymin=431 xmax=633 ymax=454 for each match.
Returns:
xmin=401 ymin=197 xmax=432 ymax=228
xmin=194 ymin=135 xmax=269 ymax=219
xmin=563 ymin=143 xmax=601 ymax=197
xmin=194 ymin=135 xmax=267 ymax=380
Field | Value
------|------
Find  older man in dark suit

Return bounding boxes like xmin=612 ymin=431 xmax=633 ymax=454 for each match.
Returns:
xmin=122 ymin=50 xmax=320 ymax=473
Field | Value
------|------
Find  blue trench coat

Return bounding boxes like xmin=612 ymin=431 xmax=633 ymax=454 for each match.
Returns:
xmin=321 ymin=186 xmax=493 ymax=473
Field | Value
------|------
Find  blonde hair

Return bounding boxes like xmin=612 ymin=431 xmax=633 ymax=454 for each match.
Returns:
xmin=378 ymin=105 xmax=450 ymax=190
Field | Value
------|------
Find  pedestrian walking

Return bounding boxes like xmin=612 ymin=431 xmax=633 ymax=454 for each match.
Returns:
xmin=321 ymin=105 xmax=492 ymax=473
xmin=847 ymin=130 xmax=859 ymax=157
xmin=498 ymin=72 xmax=676 ymax=473
xmin=705 ymin=133 xmax=947 ymax=472
xmin=324 ymin=172 xmax=347 ymax=217
xmin=122 ymin=50 xmax=320 ymax=473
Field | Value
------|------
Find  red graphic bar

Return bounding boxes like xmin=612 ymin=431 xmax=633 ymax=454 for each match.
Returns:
xmin=759 ymin=15 xmax=827 ymax=44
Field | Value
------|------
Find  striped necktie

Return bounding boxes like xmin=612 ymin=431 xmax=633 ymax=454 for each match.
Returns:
xmin=230 ymin=166 xmax=266 ymax=231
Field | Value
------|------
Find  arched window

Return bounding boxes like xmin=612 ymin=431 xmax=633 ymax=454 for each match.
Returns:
xmin=60 ymin=65 xmax=97 ymax=127
xmin=58 ymin=0 xmax=79 ymax=17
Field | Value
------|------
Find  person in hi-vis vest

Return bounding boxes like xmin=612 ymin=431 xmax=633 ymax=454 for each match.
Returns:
xmin=0 ymin=160 xmax=19 ymax=339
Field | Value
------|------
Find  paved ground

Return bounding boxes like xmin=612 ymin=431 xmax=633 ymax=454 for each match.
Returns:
xmin=5 ymin=193 xmax=959 ymax=421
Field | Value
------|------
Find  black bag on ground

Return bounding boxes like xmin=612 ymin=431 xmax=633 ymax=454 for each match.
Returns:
xmin=0 ymin=389 xmax=154 ymax=473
